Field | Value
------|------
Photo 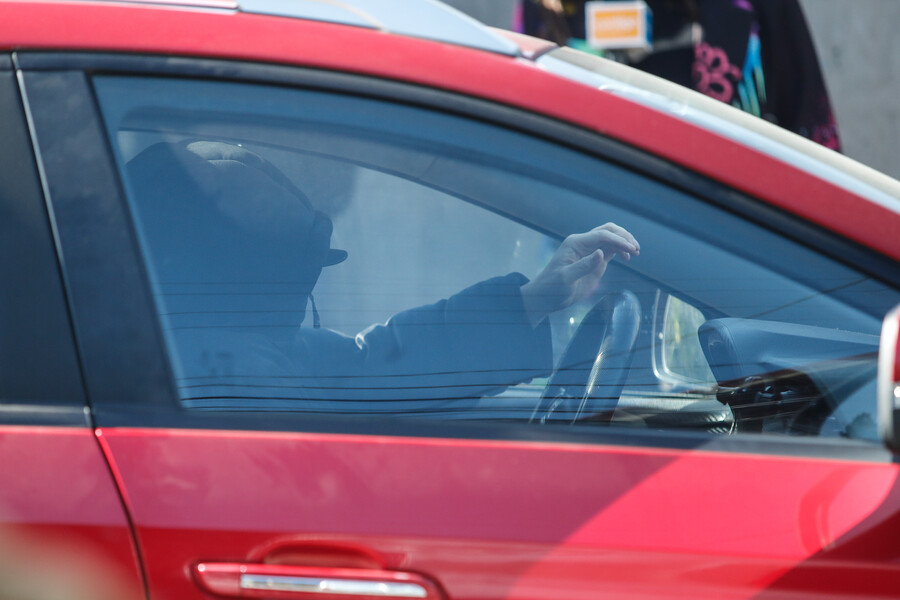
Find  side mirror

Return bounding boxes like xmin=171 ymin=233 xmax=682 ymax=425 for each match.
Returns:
xmin=878 ymin=304 xmax=900 ymax=450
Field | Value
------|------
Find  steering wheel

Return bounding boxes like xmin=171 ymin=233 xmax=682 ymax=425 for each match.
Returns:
xmin=531 ymin=290 xmax=641 ymax=425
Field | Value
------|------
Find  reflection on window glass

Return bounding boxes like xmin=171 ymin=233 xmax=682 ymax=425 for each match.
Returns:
xmin=660 ymin=295 xmax=716 ymax=387
xmin=94 ymin=75 xmax=899 ymax=444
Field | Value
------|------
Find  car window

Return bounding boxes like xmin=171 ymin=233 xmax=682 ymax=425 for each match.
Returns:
xmin=94 ymin=75 xmax=899 ymax=443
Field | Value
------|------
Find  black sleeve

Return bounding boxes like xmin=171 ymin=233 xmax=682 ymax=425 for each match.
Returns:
xmin=292 ymin=273 xmax=554 ymax=403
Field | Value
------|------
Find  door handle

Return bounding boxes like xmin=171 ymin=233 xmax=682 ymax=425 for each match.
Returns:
xmin=194 ymin=562 xmax=444 ymax=599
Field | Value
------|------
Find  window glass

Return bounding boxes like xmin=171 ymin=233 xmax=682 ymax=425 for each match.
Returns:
xmin=95 ymin=75 xmax=898 ymax=442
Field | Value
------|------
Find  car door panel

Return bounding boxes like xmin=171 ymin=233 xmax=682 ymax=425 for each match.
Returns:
xmin=97 ymin=427 xmax=900 ymax=599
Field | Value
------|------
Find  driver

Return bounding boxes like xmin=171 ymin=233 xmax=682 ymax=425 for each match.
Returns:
xmin=126 ymin=140 xmax=640 ymax=411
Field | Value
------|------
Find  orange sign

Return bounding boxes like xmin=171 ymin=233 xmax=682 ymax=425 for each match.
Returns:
xmin=585 ymin=1 xmax=651 ymax=50
xmin=592 ymin=9 xmax=640 ymax=39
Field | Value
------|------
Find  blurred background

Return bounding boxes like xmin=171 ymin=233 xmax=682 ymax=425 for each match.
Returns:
xmin=444 ymin=0 xmax=900 ymax=181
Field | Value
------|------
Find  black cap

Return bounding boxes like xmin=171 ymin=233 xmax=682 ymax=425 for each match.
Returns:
xmin=126 ymin=140 xmax=346 ymax=329
xmin=181 ymin=140 xmax=348 ymax=266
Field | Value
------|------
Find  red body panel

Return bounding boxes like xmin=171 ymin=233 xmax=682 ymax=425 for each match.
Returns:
xmin=98 ymin=427 xmax=900 ymax=599
xmin=0 ymin=1 xmax=898 ymax=262
xmin=0 ymin=427 xmax=144 ymax=599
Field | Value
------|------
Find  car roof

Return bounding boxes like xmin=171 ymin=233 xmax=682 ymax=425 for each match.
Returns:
xmin=242 ymin=0 xmax=519 ymax=55
xmin=87 ymin=0 xmax=521 ymax=56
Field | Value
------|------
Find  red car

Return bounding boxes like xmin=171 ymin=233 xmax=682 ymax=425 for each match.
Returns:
xmin=2 ymin=0 xmax=900 ymax=598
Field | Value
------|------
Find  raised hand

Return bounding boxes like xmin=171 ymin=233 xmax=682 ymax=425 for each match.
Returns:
xmin=520 ymin=223 xmax=639 ymax=327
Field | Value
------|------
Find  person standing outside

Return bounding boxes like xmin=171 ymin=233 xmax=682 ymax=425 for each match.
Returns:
xmin=516 ymin=0 xmax=841 ymax=151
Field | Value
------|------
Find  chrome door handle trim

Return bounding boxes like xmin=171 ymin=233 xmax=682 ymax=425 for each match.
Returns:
xmin=240 ymin=573 xmax=428 ymax=598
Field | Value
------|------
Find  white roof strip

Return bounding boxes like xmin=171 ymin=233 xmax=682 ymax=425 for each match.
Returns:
xmin=537 ymin=48 xmax=900 ymax=213
xmin=238 ymin=0 xmax=519 ymax=56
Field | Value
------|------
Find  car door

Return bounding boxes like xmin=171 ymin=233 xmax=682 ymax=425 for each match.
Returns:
xmin=0 ymin=57 xmax=145 ymax=600
xmin=21 ymin=53 xmax=900 ymax=600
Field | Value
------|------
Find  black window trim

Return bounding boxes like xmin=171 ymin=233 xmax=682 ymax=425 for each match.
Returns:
xmin=17 ymin=51 xmax=897 ymax=462
xmin=0 ymin=54 xmax=89 ymax=427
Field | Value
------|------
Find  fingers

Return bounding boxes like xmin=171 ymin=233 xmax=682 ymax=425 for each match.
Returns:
xmin=598 ymin=222 xmax=640 ymax=253
xmin=563 ymin=223 xmax=640 ymax=260
xmin=561 ymin=248 xmax=605 ymax=285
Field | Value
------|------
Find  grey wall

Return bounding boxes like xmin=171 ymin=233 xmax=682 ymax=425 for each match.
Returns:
xmin=443 ymin=0 xmax=900 ymax=181
xmin=799 ymin=0 xmax=900 ymax=180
